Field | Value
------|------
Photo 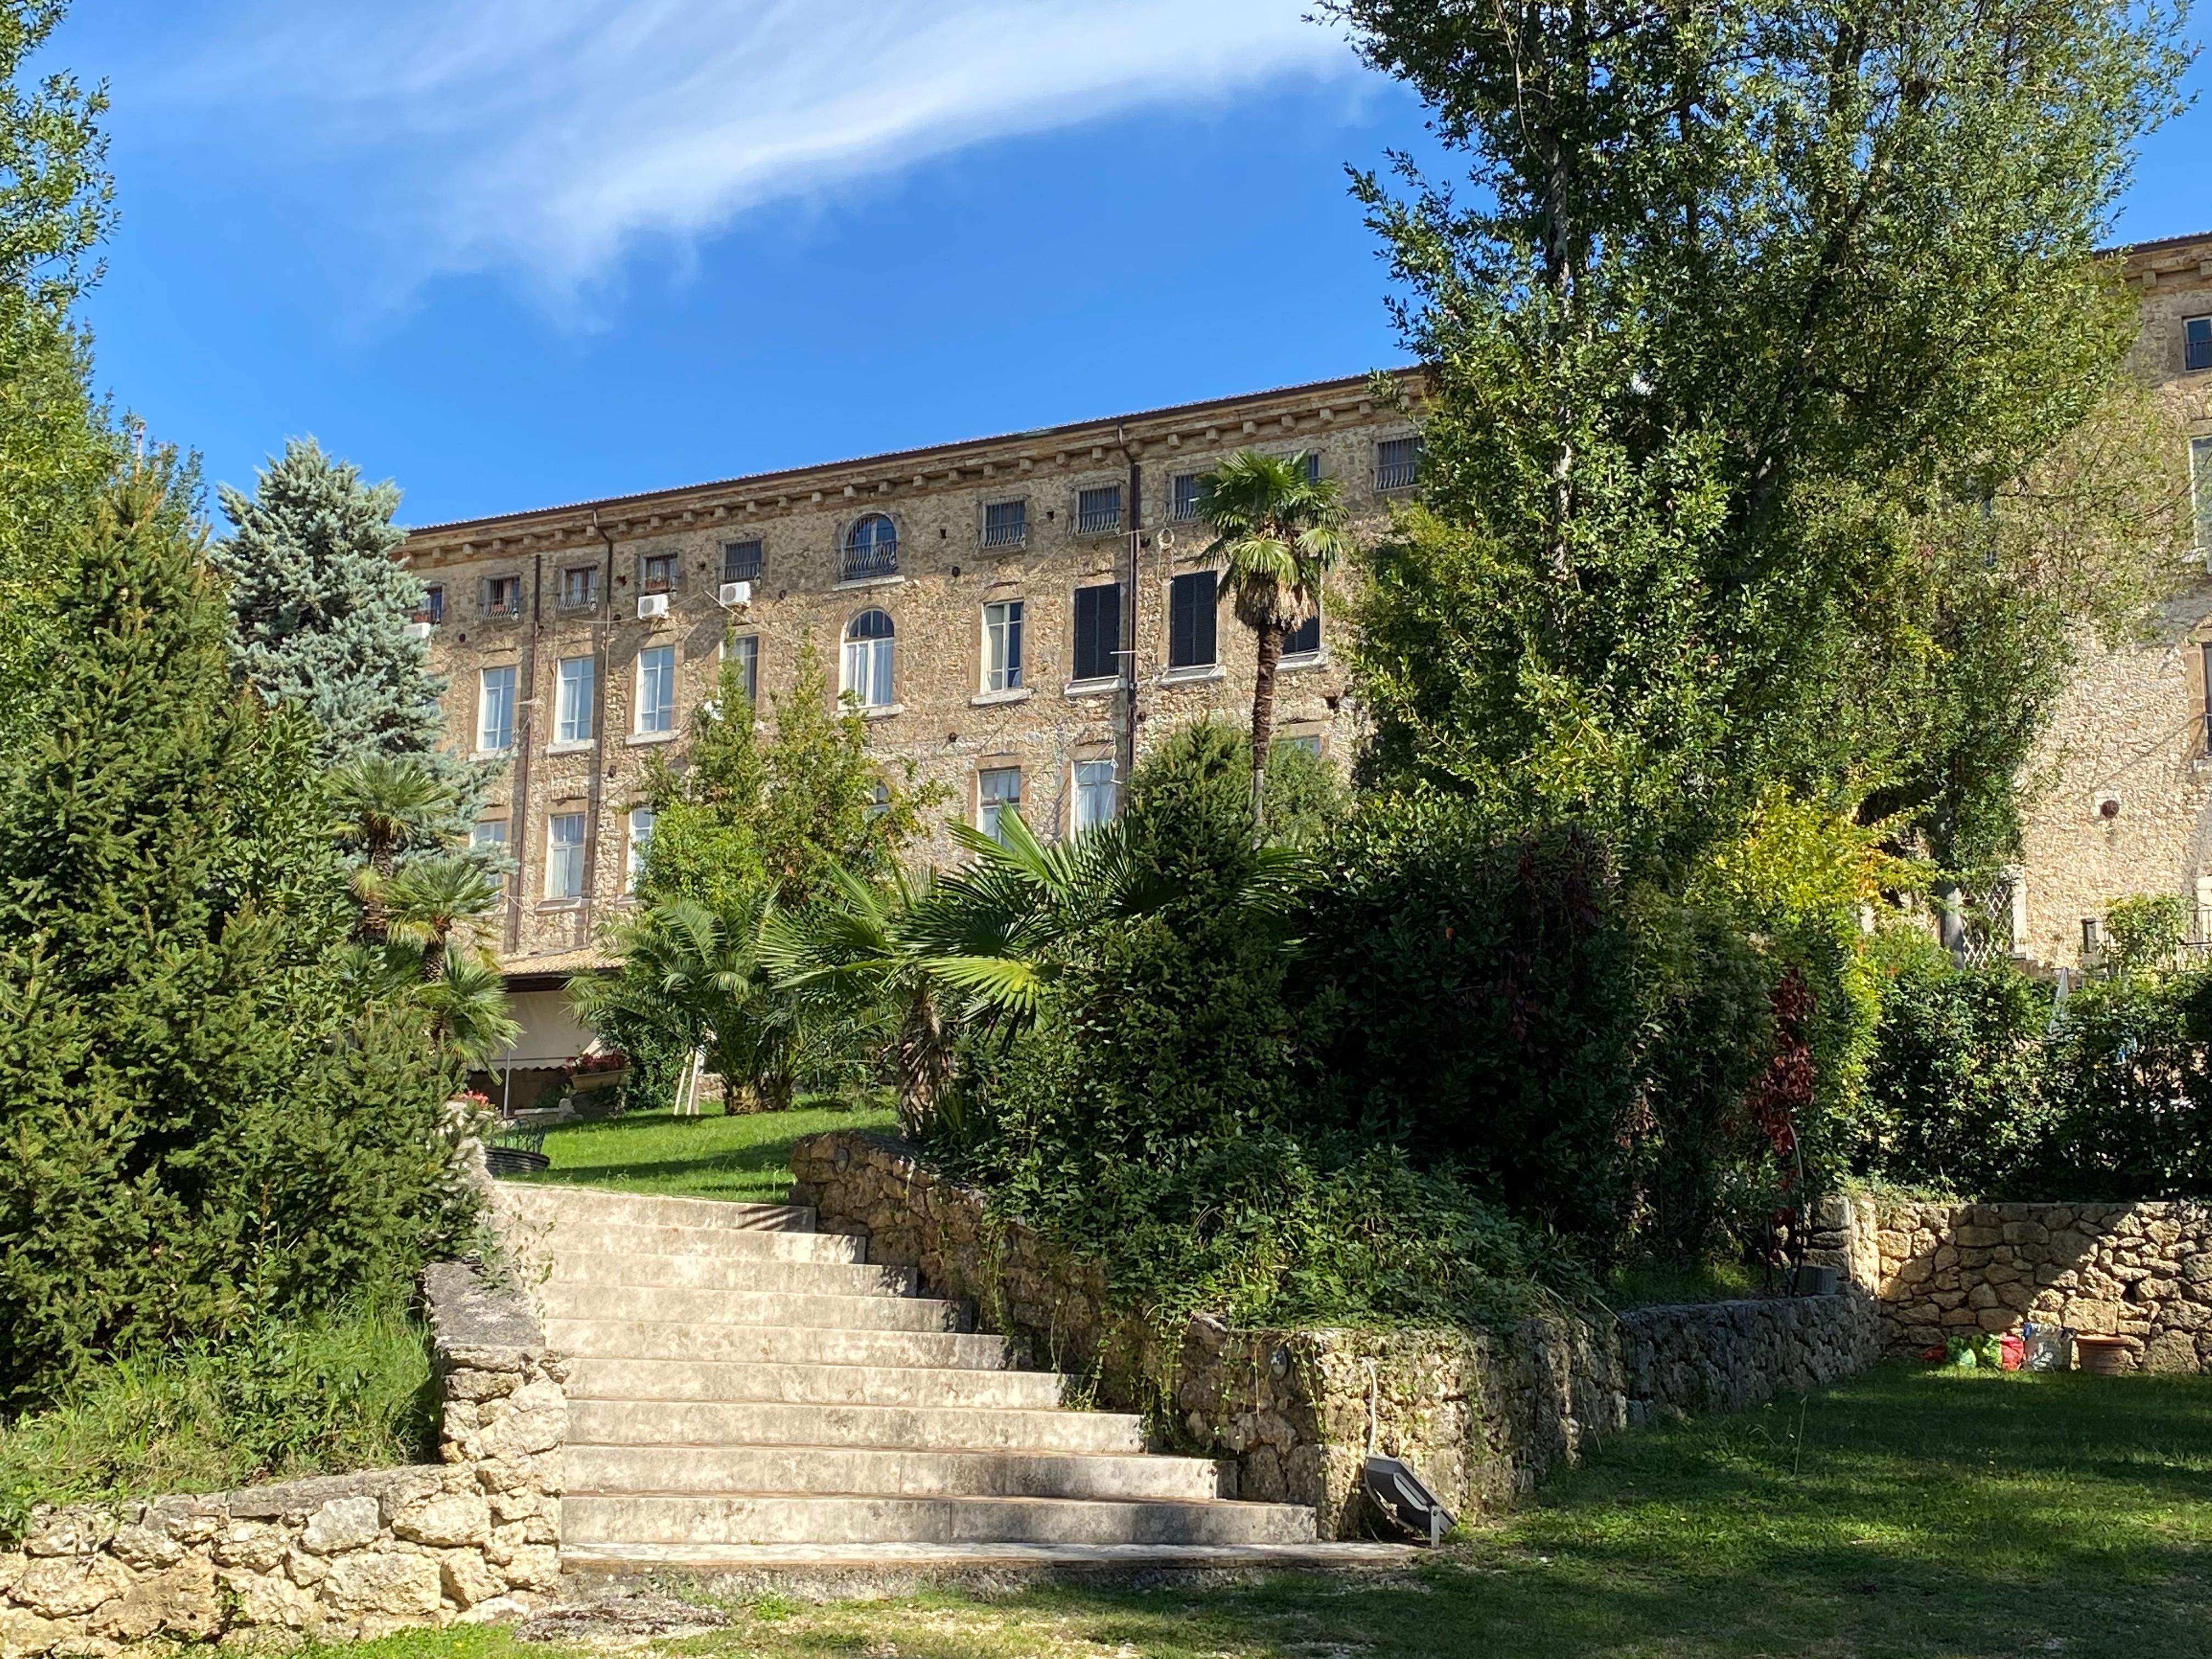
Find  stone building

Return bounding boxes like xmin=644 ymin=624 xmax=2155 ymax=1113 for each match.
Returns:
xmin=398 ymin=374 xmax=1421 ymax=1081
xmin=2015 ymin=229 xmax=2212 ymax=967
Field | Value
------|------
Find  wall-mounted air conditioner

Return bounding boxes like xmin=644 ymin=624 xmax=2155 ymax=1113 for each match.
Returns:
xmin=718 ymin=580 xmax=752 ymax=608
xmin=637 ymin=593 xmax=669 ymax=620
xmin=402 ymin=620 xmax=433 ymax=641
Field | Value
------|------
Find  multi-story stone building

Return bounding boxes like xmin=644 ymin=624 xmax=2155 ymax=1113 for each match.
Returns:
xmin=2016 ymin=228 xmax=2212 ymax=967
xmin=399 ymin=373 xmax=1422 ymax=1072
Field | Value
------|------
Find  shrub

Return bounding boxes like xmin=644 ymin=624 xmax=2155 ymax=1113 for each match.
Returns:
xmin=2033 ymin=967 xmax=2212 ymax=1199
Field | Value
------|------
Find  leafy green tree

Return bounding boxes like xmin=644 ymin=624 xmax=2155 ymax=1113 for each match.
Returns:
xmin=212 ymin=438 xmax=488 ymax=825
xmin=330 ymin=753 xmax=454 ymax=942
xmin=0 ymin=461 xmax=459 ymax=1406
xmin=1192 ymin=452 xmax=1351 ymax=826
xmin=1336 ymin=0 xmax=2191 ymax=873
xmin=384 ymin=854 xmax=501 ymax=974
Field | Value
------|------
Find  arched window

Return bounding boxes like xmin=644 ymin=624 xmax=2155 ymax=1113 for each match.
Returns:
xmin=843 ymin=513 xmax=898 ymax=581
xmin=843 ymin=609 xmax=895 ymax=708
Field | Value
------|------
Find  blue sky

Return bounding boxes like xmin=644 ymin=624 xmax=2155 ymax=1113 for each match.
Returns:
xmin=53 ymin=2 xmax=2212 ymax=531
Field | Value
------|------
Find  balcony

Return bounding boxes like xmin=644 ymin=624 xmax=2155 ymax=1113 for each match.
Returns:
xmin=841 ymin=540 xmax=899 ymax=583
xmin=1376 ymin=458 xmax=1420 ymax=492
xmin=981 ymin=517 xmax=1027 ymax=549
xmin=1075 ymin=503 xmax=1123 ymax=535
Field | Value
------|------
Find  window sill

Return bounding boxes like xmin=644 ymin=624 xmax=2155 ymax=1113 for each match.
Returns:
xmin=472 ymin=748 xmax=516 ymax=763
xmin=860 ymin=702 xmax=906 ymax=721
xmin=535 ymin=898 xmax=586 ymax=912
xmin=971 ymin=687 xmax=1032 ymax=707
xmin=624 ymin=729 xmax=680 ymax=747
xmin=545 ymin=739 xmax=595 ymax=755
xmin=836 ymin=573 xmax=906 ymax=592
xmin=1280 ymin=651 xmax=1328 ymax=672
xmin=1160 ymin=664 xmax=1224 ymax=685
xmin=1063 ymin=676 xmax=1125 ymax=699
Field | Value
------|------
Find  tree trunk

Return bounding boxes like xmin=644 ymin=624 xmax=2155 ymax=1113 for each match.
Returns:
xmin=1250 ymin=620 xmax=1284 ymax=832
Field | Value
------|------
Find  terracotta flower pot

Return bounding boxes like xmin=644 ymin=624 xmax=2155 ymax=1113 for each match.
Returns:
xmin=2073 ymin=1335 xmax=2134 ymax=1376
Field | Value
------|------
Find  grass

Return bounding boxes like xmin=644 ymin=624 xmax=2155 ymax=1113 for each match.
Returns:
xmin=310 ymin=1365 xmax=2211 ymax=1658
xmin=1604 ymin=1255 xmax=1764 ymax=1308
xmin=504 ymin=1099 xmax=898 ymax=1204
xmin=0 ymin=1294 xmax=436 ymax=1542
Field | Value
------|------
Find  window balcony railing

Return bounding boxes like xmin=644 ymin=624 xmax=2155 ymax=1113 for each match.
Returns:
xmin=485 ymin=595 xmax=523 ymax=620
xmin=721 ymin=552 xmax=762 ymax=583
xmin=982 ymin=519 xmax=1027 ymax=549
xmin=842 ymin=541 xmax=900 ymax=582
xmin=1075 ymin=506 xmax=1124 ymax=535
xmin=641 ymin=579 xmax=672 ymax=596
xmin=1376 ymin=459 xmax=1420 ymax=492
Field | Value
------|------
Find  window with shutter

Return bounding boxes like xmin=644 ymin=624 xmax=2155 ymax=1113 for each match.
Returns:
xmin=1168 ymin=571 xmax=1217 ymax=669
xmin=1071 ymin=583 xmax=1121 ymax=683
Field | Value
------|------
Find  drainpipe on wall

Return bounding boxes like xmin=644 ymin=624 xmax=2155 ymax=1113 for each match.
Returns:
xmin=584 ymin=512 xmax=617 ymax=951
xmin=505 ymin=552 xmax=543 ymax=957
xmin=1114 ymin=422 xmax=1142 ymax=797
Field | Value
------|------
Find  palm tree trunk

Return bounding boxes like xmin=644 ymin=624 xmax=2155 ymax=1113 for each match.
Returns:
xmin=1249 ymin=620 xmax=1284 ymax=831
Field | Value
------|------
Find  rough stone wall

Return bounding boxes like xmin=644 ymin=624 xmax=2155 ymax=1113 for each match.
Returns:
xmin=793 ymin=1129 xmax=1883 ymax=1538
xmin=0 ymin=1262 xmax=566 ymax=1657
xmin=1872 ymin=1199 xmax=2212 ymax=1372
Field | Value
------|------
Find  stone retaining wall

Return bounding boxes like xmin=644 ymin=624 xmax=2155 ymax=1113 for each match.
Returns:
xmin=1871 ymin=1200 xmax=2212 ymax=1370
xmin=791 ymin=1130 xmax=1882 ymax=1537
xmin=0 ymin=1262 xmax=566 ymax=1657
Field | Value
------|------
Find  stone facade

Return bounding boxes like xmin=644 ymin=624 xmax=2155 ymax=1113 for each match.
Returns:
xmin=1870 ymin=1199 xmax=2212 ymax=1372
xmin=2017 ymin=229 xmax=2212 ymax=967
xmin=791 ymin=1129 xmax=1884 ymax=1539
xmin=399 ymin=376 xmax=1419 ymax=972
xmin=0 ymin=1263 xmax=566 ymax=1657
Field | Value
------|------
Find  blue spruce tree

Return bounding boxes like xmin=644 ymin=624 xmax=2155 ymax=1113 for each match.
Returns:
xmin=212 ymin=437 xmax=487 ymax=825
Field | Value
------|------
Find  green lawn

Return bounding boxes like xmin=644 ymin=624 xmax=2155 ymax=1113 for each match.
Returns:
xmin=501 ymin=1101 xmax=896 ymax=1205
xmin=312 ymin=1365 xmax=2212 ymax=1657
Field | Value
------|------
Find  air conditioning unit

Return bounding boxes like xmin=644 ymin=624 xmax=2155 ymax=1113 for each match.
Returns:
xmin=637 ymin=593 xmax=669 ymax=620
xmin=401 ymin=620 xmax=433 ymax=641
xmin=718 ymin=580 xmax=752 ymax=608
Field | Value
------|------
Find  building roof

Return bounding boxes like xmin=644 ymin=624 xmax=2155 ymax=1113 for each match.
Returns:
xmin=498 ymin=944 xmax=614 ymax=986
xmin=400 ymin=368 xmax=1420 ymax=552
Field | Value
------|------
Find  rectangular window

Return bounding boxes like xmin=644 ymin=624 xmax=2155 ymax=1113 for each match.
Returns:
xmin=2201 ymin=642 xmax=2212 ymax=756
xmin=720 ymin=539 xmax=763 ymax=583
xmin=641 ymin=552 xmax=678 ymax=592
xmin=421 ymin=584 xmax=445 ymax=625
xmin=1284 ymin=608 xmax=1322 ymax=658
xmin=1073 ymin=759 xmax=1117 ymax=834
xmin=471 ymin=819 xmax=509 ymax=896
xmin=724 ymin=633 xmax=760 ymax=706
xmin=2188 ymin=316 xmax=2212 ymax=373
xmin=983 ymin=500 xmax=1027 ymax=548
xmin=1277 ymin=733 xmax=1323 ymax=757
xmin=1376 ymin=436 xmax=1423 ymax=492
xmin=636 ymin=645 xmax=676 ymax=733
xmin=1076 ymin=484 xmax=1122 ymax=535
xmin=477 ymin=665 xmax=516 ymax=752
xmin=626 ymin=806 xmax=654 ymax=890
xmin=983 ymin=600 xmax=1025 ymax=692
xmin=484 ymin=574 xmax=522 ymax=617
xmin=1171 ymin=472 xmax=1204 ymax=523
xmin=1168 ymin=570 xmax=1218 ymax=669
xmin=546 ymin=812 xmax=586 ymax=900
xmin=555 ymin=656 xmax=595 ymax=743
xmin=1301 ymin=451 xmax=1323 ymax=483
xmin=1071 ymin=583 xmax=1121 ymax=683
xmin=558 ymin=566 xmax=599 ymax=608
xmin=2193 ymin=436 xmax=2212 ymax=551
xmin=978 ymin=767 xmax=1022 ymax=843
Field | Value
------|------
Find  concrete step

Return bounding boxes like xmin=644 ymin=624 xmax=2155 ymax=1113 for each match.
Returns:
xmin=550 ymin=1253 xmax=916 ymax=1298
xmin=546 ymin=1319 xmax=1017 ymax=1370
xmin=539 ymin=1283 xmax=965 ymax=1333
xmin=566 ymin=1398 xmax=1144 ymax=1456
xmin=528 ymin=1220 xmax=866 ymax=1265
xmin=557 ymin=1539 xmax=1416 ymax=1584
xmin=497 ymin=1183 xmax=815 ymax=1234
xmin=565 ymin=1358 xmax=1069 ymax=1410
xmin=567 ymin=1444 xmax=1221 ymax=1503
xmin=563 ymin=1493 xmax=1319 ymax=1549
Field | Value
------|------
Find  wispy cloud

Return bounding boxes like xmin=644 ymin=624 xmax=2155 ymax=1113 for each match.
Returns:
xmin=160 ymin=1 xmax=1363 ymax=299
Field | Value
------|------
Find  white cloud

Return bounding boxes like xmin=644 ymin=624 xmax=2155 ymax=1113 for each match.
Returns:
xmin=163 ymin=1 xmax=1363 ymax=296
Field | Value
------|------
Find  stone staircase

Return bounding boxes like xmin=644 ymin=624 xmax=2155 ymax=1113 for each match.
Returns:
xmin=495 ymin=1183 xmax=1334 ymax=1567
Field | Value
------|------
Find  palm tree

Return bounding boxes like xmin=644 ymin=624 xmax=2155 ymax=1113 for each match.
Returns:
xmin=330 ymin=754 xmax=454 ymax=941
xmin=416 ymin=945 xmax=522 ymax=1070
xmin=1193 ymin=450 xmax=1352 ymax=828
xmin=385 ymin=854 xmax=502 ymax=979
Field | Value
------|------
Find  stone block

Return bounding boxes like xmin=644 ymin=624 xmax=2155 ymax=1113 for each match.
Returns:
xmin=0 ymin=1609 xmax=63 ymax=1659
xmin=88 ymin=1558 xmax=219 ymax=1642
xmin=437 ymin=1551 xmax=505 ymax=1610
xmin=11 ymin=1556 xmax=133 ymax=1620
xmin=497 ymin=1547 xmax=561 ymax=1593
xmin=321 ymin=1553 xmax=442 ymax=1619
xmin=392 ymin=1497 xmax=490 ymax=1550
xmin=300 ymin=1496 xmax=382 ymax=1556
xmin=211 ymin=1523 xmax=287 ymax=1575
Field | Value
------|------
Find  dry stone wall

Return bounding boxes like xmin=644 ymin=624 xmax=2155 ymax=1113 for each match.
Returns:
xmin=0 ymin=1262 xmax=566 ymax=1658
xmin=1872 ymin=1200 xmax=2212 ymax=1371
xmin=791 ymin=1130 xmax=1883 ymax=1538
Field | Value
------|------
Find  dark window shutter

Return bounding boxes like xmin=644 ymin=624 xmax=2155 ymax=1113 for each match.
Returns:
xmin=1074 ymin=583 xmax=1120 ymax=681
xmin=1169 ymin=571 xmax=1216 ymax=668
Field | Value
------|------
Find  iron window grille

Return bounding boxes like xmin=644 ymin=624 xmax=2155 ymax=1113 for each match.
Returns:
xmin=983 ymin=500 xmax=1027 ymax=548
xmin=421 ymin=585 xmax=445 ymax=625
xmin=484 ymin=575 xmax=523 ymax=618
xmin=721 ymin=539 xmax=763 ymax=583
xmin=1170 ymin=472 xmax=1204 ymax=523
xmin=843 ymin=515 xmax=899 ymax=581
xmin=641 ymin=553 xmax=678 ymax=594
xmin=1376 ymin=437 xmax=1423 ymax=492
xmin=1076 ymin=485 xmax=1123 ymax=535
xmin=558 ymin=567 xmax=599 ymax=608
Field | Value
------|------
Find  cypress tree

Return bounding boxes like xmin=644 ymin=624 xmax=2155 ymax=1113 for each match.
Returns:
xmin=211 ymin=437 xmax=486 ymax=826
xmin=0 ymin=460 xmax=458 ymax=1408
